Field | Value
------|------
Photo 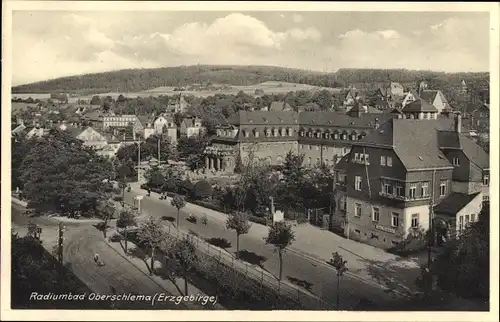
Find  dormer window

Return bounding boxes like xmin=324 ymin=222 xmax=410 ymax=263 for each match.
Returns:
xmin=254 ymin=130 xmax=259 ymax=138
xmin=316 ymin=132 xmax=321 ymax=138
xmin=266 ymin=129 xmax=271 ymax=137
xmin=334 ymin=133 xmax=339 ymax=140
xmin=288 ymin=128 xmax=293 ymax=136
xmin=342 ymin=134 xmax=347 ymax=140
xmin=299 ymin=131 xmax=304 ymax=137
xmin=325 ymin=133 xmax=330 ymax=139
xmin=273 ymin=129 xmax=278 ymax=137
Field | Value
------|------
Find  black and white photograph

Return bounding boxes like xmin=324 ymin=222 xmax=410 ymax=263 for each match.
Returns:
xmin=1 ymin=1 xmax=498 ymax=321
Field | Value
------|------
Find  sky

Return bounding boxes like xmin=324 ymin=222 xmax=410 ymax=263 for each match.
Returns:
xmin=11 ymin=10 xmax=490 ymax=86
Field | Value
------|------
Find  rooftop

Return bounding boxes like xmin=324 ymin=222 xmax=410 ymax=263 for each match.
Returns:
xmin=227 ymin=110 xmax=299 ymax=126
xmin=434 ymin=192 xmax=481 ymax=216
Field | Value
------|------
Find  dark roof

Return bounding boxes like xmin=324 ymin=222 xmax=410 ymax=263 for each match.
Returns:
xmin=419 ymin=90 xmax=439 ymax=104
xmin=182 ymin=117 xmax=202 ymax=127
xmin=356 ymin=118 xmax=454 ymax=170
xmin=402 ymin=99 xmax=438 ymax=113
xmin=137 ymin=115 xmax=154 ymax=127
xmin=299 ymin=111 xmax=390 ymax=129
xmin=63 ymin=126 xmax=84 ymax=138
xmin=227 ymin=110 xmax=298 ymax=126
xmin=434 ymin=192 xmax=481 ymax=216
xmin=269 ymin=101 xmax=293 ymax=111
xmin=458 ymin=134 xmax=490 ymax=169
xmin=334 ymin=154 xmax=350 ymax=171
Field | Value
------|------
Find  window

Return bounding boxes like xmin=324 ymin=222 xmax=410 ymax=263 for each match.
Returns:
xmin=354 ymin=229 xmax=361 ymax=234
xmin=483 ymin=195 xmax=490 ymax=202
xmin=411 ymin=214 xmax=419 ymax=228
xmin=354 ymin=153 xmax=359 ymax=162
xmin=316 ymin=145 xmax=320 ymax=151
xmin=299 ymin=131 xmax=304 ymax=137
xmin=334 ymin=133 xmax=339 ymax=140
xmin=343 ymin=198 xmax=347 ymax=211
xmin=307 ymin=157 xmax=312 ymax=164
xmin=342 ymin=134 xmax=347 ymax=140
xmin=387 ymin=156 xmax=393 ymax=167
xmin=423 ymin=112 xmax=428 ymax=119
xmin=343 ymin=147 xmax=349 ymax=155
xmin=325 ymin=133 xmax=330 ymax=139
xmin=370 ymin=233 xmax=379 ymax=240
xmin=339 ymin=197 xmax=346 ymax=210
xmin=391 ymin=213 xmax=400 ymax=227
xmin=459 ymin=216 xmax=464 ymax=231
xmin=383 ymin=183 xmax=393 ymax=194
xmin=316 ymin=157 xmax=320 ymax=164
xmin=421 ymin=182 xmax=429 ymax=197
xmin=395 ymin=186 xmax=403 ymax=196
xmin=381 ymin=156 xmax=386 ymax=166
xmin=364 ymin=154 xmax=370 ymax=165
xmin=372 ymin=207 xmax=380 ymax=222
xmin=483 ymin=174 xmax=489 ymax=186
xmin=409 ymin=184 xmax=417 ymax=198
xmin=244 ymin=131 xmax=249 ymax=138
xmin=355 ymin=203 xmax=362 ymax=217
xmin=355 ymin=176 xmax=362 ymax=191
xmin=308 ymin=145 xmax=312 ymax=150
xmin=452 ymin=157 xmax=459 ymax=166
xmin=440 ymin=181 xmax=447 ymax=196
xmin=471 ymin=214 xmax=476 ymax=222
xmin=465 ymin=214 xmax=470 ymax=225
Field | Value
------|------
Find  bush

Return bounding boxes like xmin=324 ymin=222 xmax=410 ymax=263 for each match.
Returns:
xmin=177 ymin=179 xmax=194 ymax=195
xmin=109 ymin=232 xmax=124 ymax=242
xmin=248 ymin=215 xmax=267 ymax=225
xmin=190 ymin=180 xmax=213 ymax=200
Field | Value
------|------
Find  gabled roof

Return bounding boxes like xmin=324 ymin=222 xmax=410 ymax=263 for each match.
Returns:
xmin=269 ymin=101 xmax=293 ymax=111
xmin=182 ymin=117 xmax=202 ymax=128
xmin=356 ymin=118 xmax=454 ymax=170
xmin=434 ymin=192 xmax=481 ymax=216
xmin=402 ymin=99 xmax=438 ymax=113
xmin=228 ymin=110 xmax=299 ymax=126
xmin=299 ymin=111 xmax=390 ymax=128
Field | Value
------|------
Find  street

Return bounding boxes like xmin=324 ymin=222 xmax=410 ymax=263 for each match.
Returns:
xmin=11 ymin=204 xmax=185 ymax=310
xmin=124 ymin=189 xmax=405 ymax=309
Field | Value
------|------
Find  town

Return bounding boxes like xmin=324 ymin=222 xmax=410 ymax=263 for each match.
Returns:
xmin=10 ymin=71 xmax=490 ymax=311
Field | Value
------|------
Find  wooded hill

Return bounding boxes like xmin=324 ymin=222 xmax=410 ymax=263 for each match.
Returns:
xmin=12 ymin=65 xmax=489 ymax=95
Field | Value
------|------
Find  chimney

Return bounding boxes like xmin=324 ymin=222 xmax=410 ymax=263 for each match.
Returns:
xmin=455 ymin=112 xmax=462 ymax=133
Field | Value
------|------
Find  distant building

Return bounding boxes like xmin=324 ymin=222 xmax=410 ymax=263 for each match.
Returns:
xmin=402 ymin=90 xmax=451 ymax=113
xmin=180 ymin=117 xmax=204 ymax=138
xmin=343 ymin=88 xmax=362 ymax=106
xmin=168 ymin=93 xmax=189 ymax=113
xmin=268 ymin=101 xmax=293 ymax=112
xmin=102 ymin=114 xmax=138 ymax=129
xmin=153 ymin=114 xmax=177 ymax=144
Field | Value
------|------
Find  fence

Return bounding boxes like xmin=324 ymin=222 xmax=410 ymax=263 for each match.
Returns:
xmin=162 ymin=223 xmax=334 ymax=310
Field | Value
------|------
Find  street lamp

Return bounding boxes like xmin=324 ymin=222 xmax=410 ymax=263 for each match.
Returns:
xmin=330 ymin=252 xmax=348 ymax=310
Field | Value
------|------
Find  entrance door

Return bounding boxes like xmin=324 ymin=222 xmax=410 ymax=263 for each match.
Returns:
xmin=322 ymin=214 xmax=330 ymax=230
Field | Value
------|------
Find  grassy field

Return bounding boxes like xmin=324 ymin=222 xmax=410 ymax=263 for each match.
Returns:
xmin=67 ymin=81 xmax=344 ymax=102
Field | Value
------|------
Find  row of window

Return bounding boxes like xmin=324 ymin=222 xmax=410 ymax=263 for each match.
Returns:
xmin=354 ymin=204 xmax=420 ymax=228
xmin=352 ymin=154 xmax=393 ymax=167
xmin=355 ymin=176 xmax=448 ymax=197
xmin=300 ymin=130 xmax=363 ymax=141
xmin=458 ymin=213 xmax=476 ymax=232
xmin=300 ymin=145 xmax=349 ymax=154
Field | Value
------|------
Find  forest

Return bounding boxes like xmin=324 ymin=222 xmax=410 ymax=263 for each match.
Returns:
xmin=12 ymin=65 xmax=489 ymax=95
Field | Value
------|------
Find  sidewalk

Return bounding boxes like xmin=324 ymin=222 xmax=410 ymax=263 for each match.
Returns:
xmin=105 ymin=228 xmax=224 ymax=310
xmin=130 ymin=183 xmax=420 ymax=295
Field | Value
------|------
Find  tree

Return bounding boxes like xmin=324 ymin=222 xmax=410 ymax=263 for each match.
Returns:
xmin=171 ymin=195 xmax=186 ymax=232
xmin=137 ymin=217 xmax=166 ymax=275
xmin=20 ymin=129 xmax=114 ymax=218
xmin=116 ymin=210 xmax=137 ymax=253
xmin=90 ymin=95 xmax=102 ymax=105
xmin=190 ymin=180 xmax=213 ymax=200
xmin=329 ymin=252 xmax=348 ymax=309
xmin=169 ymin=237 xmax=198 ymax=295
xmin=264 ymin=221 xmax=296 ymax=280
xmin=234 ymin=152 xmax=244 ymax=174
xmin=226 ymin=212 xmax=252 ymax=258
xmin=313 ymin=89 xmax=334 ymax=111
xmin=95 ymin=201 xmax=116 ymax=239
xmin=431 ymin=203 xmax=489 ymax=299
xmin=279 ymin=151 xmax=308 ymax=212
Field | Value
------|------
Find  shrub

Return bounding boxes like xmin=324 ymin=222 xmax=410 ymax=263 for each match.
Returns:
xmin=109 ymin=232 xmax=124 ymax=242
xmin=177 ymin=179 xmax=194 ymax=195
xmin=248 ymin=215 xmax=267 ymax=225
xmin=190 ymin=180 xmax=213 ymax=200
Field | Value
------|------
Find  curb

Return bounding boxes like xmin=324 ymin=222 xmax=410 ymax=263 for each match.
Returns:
xmin=287 ymin=247 xmax=413 ymax=299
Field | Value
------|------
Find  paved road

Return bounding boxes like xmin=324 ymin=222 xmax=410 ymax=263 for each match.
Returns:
xmin=11 ymin=205 xmax=184 ymax=310
xmin=124 ymin=191 xmax=404 ymax=310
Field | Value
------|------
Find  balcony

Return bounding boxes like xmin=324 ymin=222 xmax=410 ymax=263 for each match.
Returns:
xmin=352 ymin=159 xmax=370 ymax=165
xmin=379 ymin=191 xmax=430 ymax=202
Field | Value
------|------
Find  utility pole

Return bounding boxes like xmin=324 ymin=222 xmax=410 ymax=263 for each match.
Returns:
xmin=425 ymin=169 xmax=436 ymax=294
xmin=137 ymin=139 xmax=141 ymax=183
xmin=58 ymin=222 xmax=64 ymax=265
xmin=158 ymin=136 xmax=161 ymax=165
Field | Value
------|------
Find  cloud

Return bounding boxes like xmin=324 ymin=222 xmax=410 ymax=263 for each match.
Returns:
xmin=11 ymin=12 xmax=489 ymax=85
xmin=330 ymin=18 xmax=488 ymax=72
xmin=292 ymin=13 xmax=304 ymax=23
